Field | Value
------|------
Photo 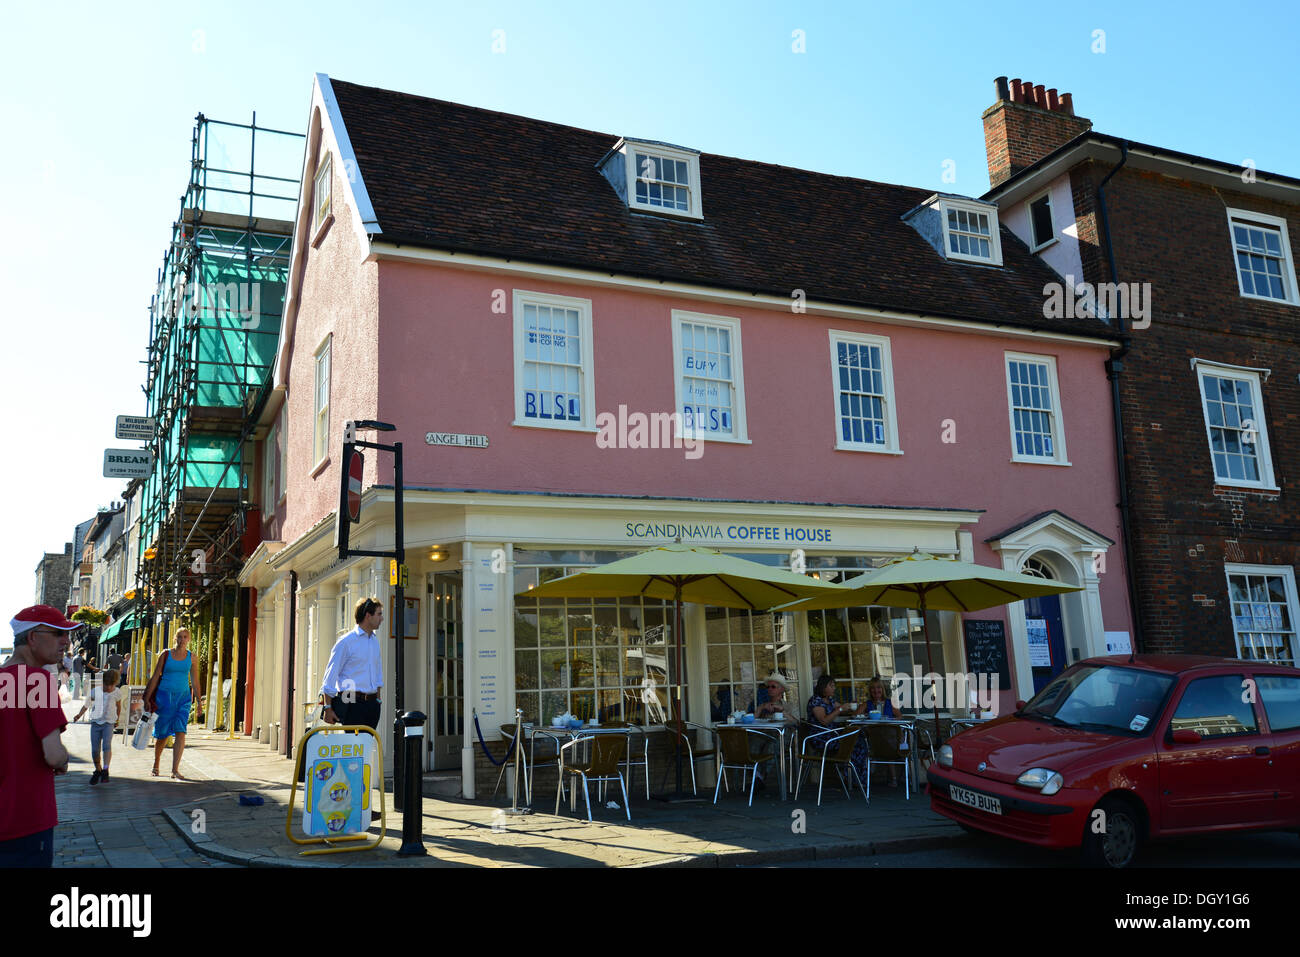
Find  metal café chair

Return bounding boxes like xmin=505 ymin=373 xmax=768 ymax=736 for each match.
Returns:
xmin=659 ymin=720 xmax=719 ymax=796
xmin=795 ymin=725 xmax=868 ymax=806
xmin=793 ymin=721 xmax=836 ymax=792
xmin=864 ymin=723 xmax=912 ymax=798
xmin=713 ymin=726 xmax=775 ymax=806
xmin=555 ymin=731 xmax=631 ymax=822
xmin=601 ymin=720 xmax=650 ymax=800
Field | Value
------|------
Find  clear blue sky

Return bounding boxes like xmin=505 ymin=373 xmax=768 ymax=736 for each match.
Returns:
xmin=2 ymin=0 xmax=1297 ymax=642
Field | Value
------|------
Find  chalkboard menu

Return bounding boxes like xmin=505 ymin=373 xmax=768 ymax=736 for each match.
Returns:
xmin=962 ymin=619 xmax=1012 ymax=688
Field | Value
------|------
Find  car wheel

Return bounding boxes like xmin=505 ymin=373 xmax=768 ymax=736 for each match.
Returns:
xmin=1081 ymin=797 xmax=1141 ymax=868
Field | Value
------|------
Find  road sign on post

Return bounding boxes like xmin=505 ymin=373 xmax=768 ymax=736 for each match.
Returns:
xmin=335 ymin=444 xmax=363 ymax=560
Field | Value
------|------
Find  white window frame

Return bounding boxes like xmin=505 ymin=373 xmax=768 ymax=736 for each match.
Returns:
xmin=1005 ymin=351 xmax=1069 ymax=465
xmin=313 ymin=337 xmax=331 ymax=469
xmin=623 ymin=142 xmax=703 ymax=220
xmin=671 ymin=310 xmax=749 ymax=444
xmin=262 ymin=423 xmax=276 ymax=509
xmin=314 ymin=154 xmax=333 ymax=236
xmin=278 ymin=408 xmax=289 ymax=502
xmin=512 ymin=290 xmax=596 ymax=432
xmin=1027 ymin=191 xmax=1056 ymax=252
xmin=1226 ymin=208 xmax=1299 ymax=306
xmin=1225 ymin=563 xmax=1299 ymax=667
xmin=1194 ymin=359 xmax=1278 ymax=490
xmin=828 ymin=330 xmax=901 ymax=454
xmin=940 ymin=198 xmax=1003 ymax=266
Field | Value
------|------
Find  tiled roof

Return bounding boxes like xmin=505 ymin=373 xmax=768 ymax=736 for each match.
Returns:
xmin=330 ymin=78 xmax=1111 ymax=338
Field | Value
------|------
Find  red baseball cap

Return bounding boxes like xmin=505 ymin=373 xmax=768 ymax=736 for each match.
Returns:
xmin=11 ymin=604 xmax=79 ymax=638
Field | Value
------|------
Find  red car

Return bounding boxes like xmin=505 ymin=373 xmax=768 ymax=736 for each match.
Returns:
xmin=927 ymin=655 xmax=1300 ymax=867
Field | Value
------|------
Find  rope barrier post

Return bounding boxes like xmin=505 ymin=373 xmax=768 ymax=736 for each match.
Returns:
xmin=505 ymin=707 xmax=532 ymax=816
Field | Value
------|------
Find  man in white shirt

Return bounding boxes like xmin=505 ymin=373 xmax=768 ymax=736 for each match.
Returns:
xmin=320 ymin=597 xmax=384 ymax=730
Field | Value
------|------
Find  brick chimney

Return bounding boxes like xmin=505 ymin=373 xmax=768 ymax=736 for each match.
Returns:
xmin=983 ymin=76 xmax=1092 ymax=188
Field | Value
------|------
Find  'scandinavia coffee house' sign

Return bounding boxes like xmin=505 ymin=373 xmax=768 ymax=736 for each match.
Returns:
xmin=625 ymin=522 xmax=832 ymax=542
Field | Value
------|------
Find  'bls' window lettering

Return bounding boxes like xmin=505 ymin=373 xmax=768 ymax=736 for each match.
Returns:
xmin=676 ymin=314 xmax=748 ymax=442
xmin=523 ymin=304 xmax=582 ymax=422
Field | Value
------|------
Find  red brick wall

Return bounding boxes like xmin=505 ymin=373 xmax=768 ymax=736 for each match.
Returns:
xmin=1072 ymin=166 xmax=1300 ymax=655
xmin=983 ymin=100 xmax=1092 ymax=188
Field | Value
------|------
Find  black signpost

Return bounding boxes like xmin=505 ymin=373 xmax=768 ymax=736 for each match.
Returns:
xmin=335 ymin=419 xmax=426 ymax=856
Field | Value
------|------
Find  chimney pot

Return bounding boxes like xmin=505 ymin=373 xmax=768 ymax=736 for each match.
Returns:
xmin=1034 ymin=84 xmax=1047 ymax=108
xmin=1060 ymin=92 xmax=1074 ymax=115
xmin=1010 ymin=78 xmax=1024 ymax=102
xmin=995 ymin=76 xmax=1010 ymax=101
xmin=1046 ymin=88 xmax=1059 ymax=111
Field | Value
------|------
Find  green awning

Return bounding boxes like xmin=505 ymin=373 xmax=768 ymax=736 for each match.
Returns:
xmin=99 ymin=614 xmax=139 ymax=644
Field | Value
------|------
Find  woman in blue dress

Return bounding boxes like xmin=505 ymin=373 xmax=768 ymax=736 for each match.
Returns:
xmin=144 ymin=628 xmax=203 ymax=779
xmin=806 ymin=674 xmax=870 ymax=788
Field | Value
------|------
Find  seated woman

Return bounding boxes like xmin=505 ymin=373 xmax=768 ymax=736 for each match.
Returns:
xmin=863 ymin=676 xmax=905 ymax=787
xmin=806 ymin=674 xmax=869 ymax=787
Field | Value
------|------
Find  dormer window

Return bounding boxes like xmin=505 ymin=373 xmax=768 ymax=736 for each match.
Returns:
xmin=598 ymin=138 xmax=703 ymax=220
xmin=941 ymin=199 xmax=1002 ymax=265
xmin=901 ymin=194 xmax=1003 ymax=267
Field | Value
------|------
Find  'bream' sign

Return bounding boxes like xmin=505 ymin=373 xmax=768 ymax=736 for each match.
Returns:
xmin=103 ymin=449 xmax=152 ymax=479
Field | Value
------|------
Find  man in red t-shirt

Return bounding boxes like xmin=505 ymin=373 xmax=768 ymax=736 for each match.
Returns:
xmin=1 ymin=605 xmax=76 ymax=868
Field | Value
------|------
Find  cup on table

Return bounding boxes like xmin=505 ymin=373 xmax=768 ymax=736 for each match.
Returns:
xmin=727 ymin=715 xmax=736 ymax=725
xmin=870 ymin=709 xmax=882 ymax=720
xmin=772 ymin=712 xmax=784 ymax=721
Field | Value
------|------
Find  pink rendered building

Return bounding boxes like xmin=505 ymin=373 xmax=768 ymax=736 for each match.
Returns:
xmin=239 ymin=74 xmax=1133 ymax=796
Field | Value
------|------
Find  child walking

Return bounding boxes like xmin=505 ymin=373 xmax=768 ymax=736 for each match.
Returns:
xmin=74 ymin=669 xmax=122 ymax=785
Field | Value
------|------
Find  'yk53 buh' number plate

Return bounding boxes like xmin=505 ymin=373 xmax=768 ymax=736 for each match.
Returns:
xmin=950 ymin=784 xmax=1002 ymax=815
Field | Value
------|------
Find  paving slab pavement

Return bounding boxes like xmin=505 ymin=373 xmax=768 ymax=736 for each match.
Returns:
xmin=51 ymin=697 xmax=962 ymax=868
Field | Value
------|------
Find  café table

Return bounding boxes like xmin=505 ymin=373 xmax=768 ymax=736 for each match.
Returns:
xmin=711 ymin=718 xmax=795 ymax=800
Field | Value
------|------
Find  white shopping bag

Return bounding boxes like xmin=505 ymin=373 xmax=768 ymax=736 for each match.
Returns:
xmin=131 ymin=711 xmax=157 ymax=750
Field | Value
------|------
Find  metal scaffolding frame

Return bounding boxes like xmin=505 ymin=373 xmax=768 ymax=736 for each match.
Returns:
xmin=134 ymin=114 xmax=302 ymax=663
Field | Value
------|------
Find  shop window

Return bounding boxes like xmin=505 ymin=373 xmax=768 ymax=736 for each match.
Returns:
xmin=514 ymin=565 xmax=682 ymax=725
xmin=705 ymin=607 xmax=797 ymax=720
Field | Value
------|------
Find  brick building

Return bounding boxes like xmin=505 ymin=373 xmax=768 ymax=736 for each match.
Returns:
xmin=34 ymin=543 xmax=73 ymax=610
xmin=982 ymin=76 xmax=1300 ymax=665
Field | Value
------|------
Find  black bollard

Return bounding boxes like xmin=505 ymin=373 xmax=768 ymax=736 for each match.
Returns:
xmin=397 ymin=710 xmax=427 ymax=856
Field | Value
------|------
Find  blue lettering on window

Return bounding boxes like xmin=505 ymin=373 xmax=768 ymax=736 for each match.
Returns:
xmin=525 ymin=392 xmax=537 ymax=418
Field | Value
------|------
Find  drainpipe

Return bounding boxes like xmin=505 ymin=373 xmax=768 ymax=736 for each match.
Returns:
xmin=1098 ymin=140 xmax=1145 ymax=653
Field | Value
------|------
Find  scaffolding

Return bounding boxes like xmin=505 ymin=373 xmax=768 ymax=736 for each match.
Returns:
xmin=133 ymin=114 xmax=303 ymax=694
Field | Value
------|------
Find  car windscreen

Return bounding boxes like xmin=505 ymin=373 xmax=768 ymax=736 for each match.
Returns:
xmin=1019 ymin=665 xmax=1175 ymax=736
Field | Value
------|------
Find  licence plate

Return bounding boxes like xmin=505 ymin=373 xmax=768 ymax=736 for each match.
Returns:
xmin=949 ymin=784 xmax=1002 ymax=815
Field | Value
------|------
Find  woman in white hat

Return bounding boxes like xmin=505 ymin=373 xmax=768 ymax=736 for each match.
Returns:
xmin=751 ymin=673 xmax=791 ymax=718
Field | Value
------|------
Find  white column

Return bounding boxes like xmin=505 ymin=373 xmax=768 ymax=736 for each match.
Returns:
xmin=460 ymin=548 xmax=478 ymax=798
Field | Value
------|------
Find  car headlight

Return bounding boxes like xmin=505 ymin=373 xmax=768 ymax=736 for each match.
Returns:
xmin=1017 ymin=768 xmax=1064 ymax=795
xmin=938 ymin=744 xmax=953 ymax=768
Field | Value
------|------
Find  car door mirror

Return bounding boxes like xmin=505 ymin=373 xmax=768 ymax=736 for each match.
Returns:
xmin=1171 ymin=728 xmax=1202 ymax=745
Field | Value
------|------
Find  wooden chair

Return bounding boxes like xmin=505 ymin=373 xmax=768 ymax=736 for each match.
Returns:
xmin=713 ymin=727 xmax=775 ymax=806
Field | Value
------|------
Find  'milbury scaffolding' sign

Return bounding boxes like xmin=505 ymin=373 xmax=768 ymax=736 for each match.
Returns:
xmin=103 ymin=449 xmax=152 ymax=479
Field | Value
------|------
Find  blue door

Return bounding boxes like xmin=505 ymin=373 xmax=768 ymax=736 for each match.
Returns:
xmin=1025 ymin=594 xmax=1067 ymax=695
